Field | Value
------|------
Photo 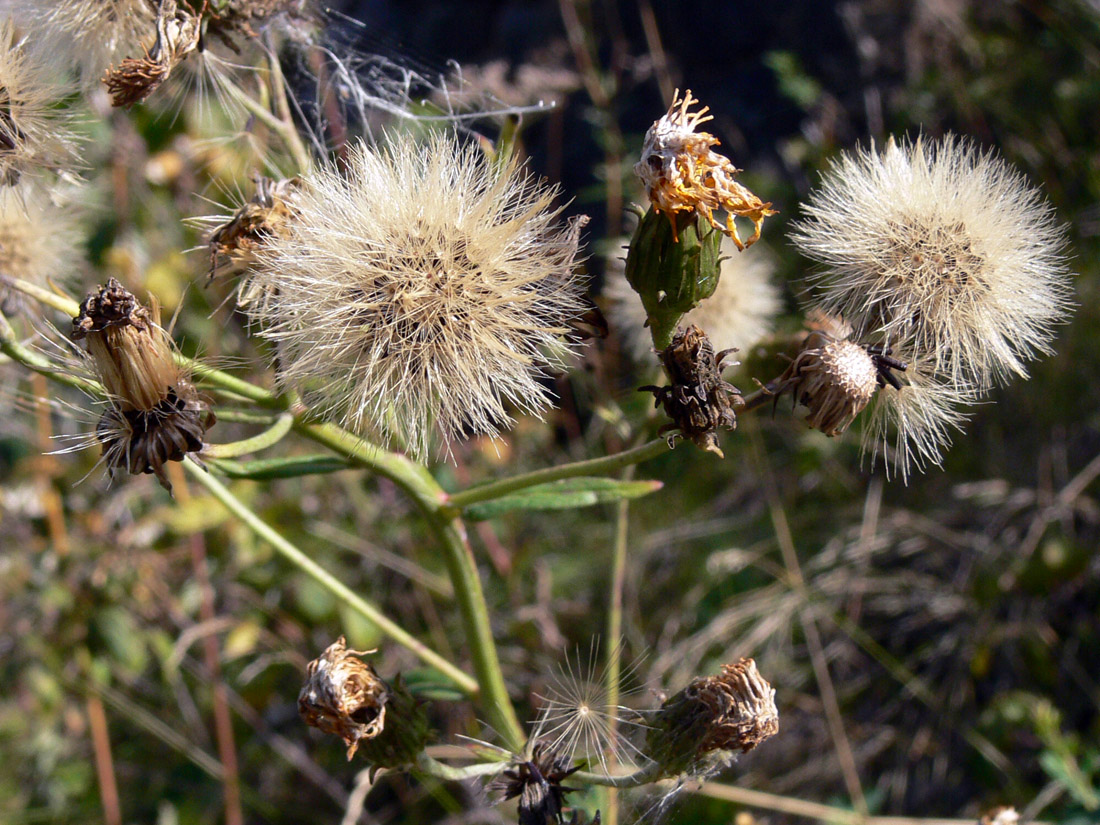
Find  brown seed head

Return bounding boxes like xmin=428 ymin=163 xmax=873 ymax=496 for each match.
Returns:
xmin=103 ymin=0 xmax=199 ymax=107
xmin=298 ymin=636 xmax=389 ymax=760
xmin=635 ymin=89 xmax=776 ymax=249
xmin=779 ymin=330 xmax=879 ymax=437
xmin=73 ymin=278 xmax=213 ymax=493
xmin=645 ymin=657 xmax=778 ymax=777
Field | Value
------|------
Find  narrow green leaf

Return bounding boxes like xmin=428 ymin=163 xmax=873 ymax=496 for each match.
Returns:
xmin=463 ymin=476 xmax=662 ymax=520
xmin=207 ymin=454 xmax=350 ymax=480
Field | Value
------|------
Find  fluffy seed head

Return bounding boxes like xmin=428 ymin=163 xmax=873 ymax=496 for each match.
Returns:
xmin=635 ymin=89 xmax=776 ymax=249
xmin=0 ymin=19 xmax=82 ymax=182
xmin=605 ymin=236 xmax=780 ymax=361
xmin=792 ymin=135 xmax=1074 ymax=389
xmin=860 ymin=356 xmax=975 ymax=482
xmin=0 ymin=184 xmax=83 ymax=315
xmin=242 ymin=132 xmax=588 ymax=460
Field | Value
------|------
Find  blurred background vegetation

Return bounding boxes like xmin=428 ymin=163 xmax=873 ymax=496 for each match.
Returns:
xmin=2 ymin=1 xmax=1100 ymax=823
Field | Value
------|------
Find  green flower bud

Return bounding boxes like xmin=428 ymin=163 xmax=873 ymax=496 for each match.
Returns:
xmin=624 ymin=207 xmax=723 ymax=350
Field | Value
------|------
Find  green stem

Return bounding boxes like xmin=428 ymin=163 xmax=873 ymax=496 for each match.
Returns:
xmin=203 ymin=413 xmax=294 ymax=458
xmin=415 ymin=753 xmax=510 ymax=781
xmin=181 ymin=458 xmax=479 ymax=694
xmin=296 ymin=421 xmax=526 ymax=751
xmin=0 ymin=310 xmax=103 ymax=396
xmin=449 ymin=439 xmax=669 ymax=510
xmin=206 ymin=454 xmax=350 ymax=480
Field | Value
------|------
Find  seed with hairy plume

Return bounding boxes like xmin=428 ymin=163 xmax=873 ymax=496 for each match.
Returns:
xmin=635 ymin=89 xmax=775 ymax=249
xmin=0 ymin=20 xmax=82 ymax=183
xmin=241 ymin=131 xmax=588 ymax=460
xmin=298 ymin=636 xmax=388 ymax=761
xmin=604 ymin=236 xmax=780 ymax=361
xmin=644 ymin=658 xmax=778 ymax=777
xmin=792 ymin=135 xmax=1073 ymax=390
xmin=0 ymin=184 xmax=83 ymax=316
xmin=71 ymin=278 xmax=213 ymax=493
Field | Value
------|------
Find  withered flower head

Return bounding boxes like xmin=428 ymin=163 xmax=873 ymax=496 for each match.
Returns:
xmin=72 ymin=278 xmax=213 ymax=492
xmin=642 ymin=324 xmax=743 ymax=457
xmin=774 ymin=323 xmax=892 ymax=438
xmin=635 ymin=89 xmax=776 ymax=249
xmin=206 ymin=174 xmax=302 ymax=282
xmin=490 ymin=741 xmax=581 ymax=825
xmin=298 ymin=636 xmax=389 ymax=761
xmin=103 ymin=0 xmax=200 ymax=108
xmin=644 ymin=658 xmax=778 ymax=777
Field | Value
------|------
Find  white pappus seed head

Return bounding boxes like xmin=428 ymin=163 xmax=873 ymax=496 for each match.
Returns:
xmin=243 ymin=131 xmax=588 ymax=460
xmin=792 ymin=135 xmax=1074 ymax=391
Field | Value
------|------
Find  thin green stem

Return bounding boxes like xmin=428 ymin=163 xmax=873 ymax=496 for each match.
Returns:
xmin=449 ymin=439 xmax=669 ymax=510
xmin=203 ymin=413 xmax=294 ymax=458
xmin=182 ymin=457 xmax=479 ymax=694
xmin=0 ymin=310 xmax=103 ymax=396
xmin=296 ymin=421 xmax=526 ymax=751
xmin=415 ymin=753 xmax=510 ymax=782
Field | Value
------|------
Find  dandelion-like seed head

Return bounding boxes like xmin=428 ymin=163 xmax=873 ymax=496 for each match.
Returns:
xmin=604 ymin=236 xmax=781 ymax=361
xmin=860 ymin=356 xmax=975 ymax=482
xmin=0 ymin=20 xmax=82 ymax=183
xmin=0 ymin=185 xmax=83 ymax=315
xmin=635 ymin=89 xmax=776 ymax=249
xmin=242 ymin=132 xmax=589 ymax=460
xmin=792 ymin=135 xmax=1074 ymax=389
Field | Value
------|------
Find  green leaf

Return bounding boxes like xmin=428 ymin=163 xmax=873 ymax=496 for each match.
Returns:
xmin=463 ymin=476 xmax=662 ymax=521
xmin=207 ymin=454 xmax=350 ymax=480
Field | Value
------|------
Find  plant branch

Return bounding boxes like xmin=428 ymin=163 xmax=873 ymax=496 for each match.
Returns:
xmin=181 ymin=457 xmax=479 ymax=694
xmin=203 ymin=412 xmax=294 ymax=458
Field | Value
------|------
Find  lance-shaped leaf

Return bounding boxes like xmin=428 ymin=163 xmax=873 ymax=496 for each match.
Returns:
xmin=463 ymin=476 xmax=662 ymax=521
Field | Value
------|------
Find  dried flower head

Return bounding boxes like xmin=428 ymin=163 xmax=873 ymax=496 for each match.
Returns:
xmin=205 ymin=174 xmax=302 ymax=281
xmin=11 ymin=0 xmax=159 ymax=89
xmin=792 ymin=135 xmax=1073 ymax=389
xmin=635 ymin=89 xmax=776 ymax=249
xmin=0 ymin=185 xmax=83 ymax=315
xmin=241 ymin=132 xmax=588 ymax=460
xmin=644 ymin=658 xmax=778 ymax=777
xmin=642 ymin=324 xmax=743 ymax=457
xmin=103 ymin=0 xmax=200 ymax=108
xmin=298 ymin=636 xmax=388 ymax=760
xmin=490 ymin=741 xmax=580 ymax=825
xmin=774 ymin=322 xmax=894 ymax=438
xmin=0 ymin=20 xmax=82 ymax=183
xmin=71 ymin=278 xmax=213 ymax=492
xmin=605 ymin=236 xmax=780 ymax=361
